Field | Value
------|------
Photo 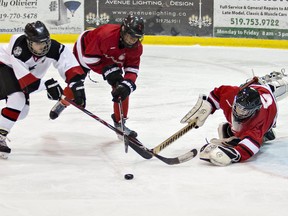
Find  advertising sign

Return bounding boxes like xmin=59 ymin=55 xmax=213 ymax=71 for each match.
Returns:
xmin=0 ymin=0 xmax=84 ymax=34
xmin=214 ymin=0 xmax=288 ymax=39
xmin=84 ymin=0 xmax=213 ymax=36
xmin=1 ymin=0 xmax=288 ymax=40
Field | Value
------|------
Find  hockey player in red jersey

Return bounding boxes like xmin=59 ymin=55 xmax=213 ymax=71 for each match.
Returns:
xmin=50 ymin=14 xmax=144 ymax=138
xmin=181 ymin=72 xmax=288 ymax=166
xmin=0 ymin=21 xmax=86 ymax=159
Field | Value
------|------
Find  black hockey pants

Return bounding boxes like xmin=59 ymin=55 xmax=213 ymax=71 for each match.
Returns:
xmin=0 ymin=64 xmax=21 ymax=100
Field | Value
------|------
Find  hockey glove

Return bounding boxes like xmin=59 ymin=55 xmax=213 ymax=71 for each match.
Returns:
xmin=217 ymin=122 xmax=234 ymax=139
xmin=112 ymin=80 xmax=136 ymax=102
xmin=70 ymin=80 xmax=86 ymax=107
xmin=209 ymin=137 xmax=241 ymax=147
xmin=180 ymin=94 xmax=212 ymax=128
xmin=45 ymin=78 xmax=63 ymax=100
xmin=102 ymin=64 xmax=123 ymax=87
xmin=199 ymin=143 xmax=241 ymax=166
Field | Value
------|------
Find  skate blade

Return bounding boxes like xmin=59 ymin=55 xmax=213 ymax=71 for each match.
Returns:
xmin=117 ymin=132 xmax=137 ymax=141
xmin=0 ymin=152 xmax=9 ymax=159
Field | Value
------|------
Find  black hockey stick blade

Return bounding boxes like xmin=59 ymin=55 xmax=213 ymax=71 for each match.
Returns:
xmin=125 ymin=135 xmax=198 ymax=165
xmin=124 ymin=136 xmax=152 ymax=159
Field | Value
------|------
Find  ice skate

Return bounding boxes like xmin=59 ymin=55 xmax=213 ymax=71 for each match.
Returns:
xmin=0 ymin=130 xmax=11 ymax=159
xmin=259 ymin=70 xmax=287 ymax=84
xmin=111 ymin=114 xmax=138 ymax=140
xmin=257 ymin=69 xmax=288 ymax=101
xmin=263 ymin=128 xmax=276 ymax=142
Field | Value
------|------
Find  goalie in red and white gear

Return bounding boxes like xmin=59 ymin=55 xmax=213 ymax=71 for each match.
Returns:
xmin=50 ymin=14 xmax=144 ymax=139
xmin=181 ymin=71 xmax=288 ymax=166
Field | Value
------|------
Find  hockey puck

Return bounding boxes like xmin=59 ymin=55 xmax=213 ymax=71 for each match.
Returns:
xmin=124 ymin=174 xmax=134 ymax=180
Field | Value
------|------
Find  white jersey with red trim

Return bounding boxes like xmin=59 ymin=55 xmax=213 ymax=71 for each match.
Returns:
xmin=0 ymin=34 xmax=84 ymax=93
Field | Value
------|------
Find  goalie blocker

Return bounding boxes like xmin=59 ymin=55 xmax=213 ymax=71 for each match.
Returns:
xmin=180 ymin=94 xmax=212 ymax=128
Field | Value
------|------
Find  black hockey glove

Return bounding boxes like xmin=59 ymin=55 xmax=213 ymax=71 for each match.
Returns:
xmin=102 ymin=64 xmax=123 ymax=87
xmin=218 ymin=122 xmax=234 ymax=139
xmin=45 ymin=78 xmax=63 ymax=100
xmin=70 ymin=80 xmax=86 ymax=107
xmin=112 ymin=80 xmax=136 ymax=102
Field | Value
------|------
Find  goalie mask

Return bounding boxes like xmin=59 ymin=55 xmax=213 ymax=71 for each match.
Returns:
xmin=24 ymin=21 xmax=51 ymax=57
xmin=232 ymin=87 xmax=262 ymax=122
xmin=120 ymin=15 xmax=144 ymax=48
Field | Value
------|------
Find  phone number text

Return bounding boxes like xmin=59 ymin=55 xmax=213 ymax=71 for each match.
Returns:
xmin=231 ymin=18 xmax=279 ymax=27
xmin=156 ymin=18 xmax=181 ymax=24
xmin=0 ymin=13 xmax=37 ymax=20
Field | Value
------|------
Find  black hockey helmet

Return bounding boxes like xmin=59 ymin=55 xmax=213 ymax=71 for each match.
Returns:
xmin=24 ymin=21 xmax=51 ymax=56
xmin=232 ymin=87 xmax=262 ymax=122
xmin=120 ymin=15 xmax=144 ymax=48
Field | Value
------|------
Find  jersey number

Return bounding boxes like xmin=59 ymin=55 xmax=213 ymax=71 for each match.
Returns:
xmin=260 ymin=93 xmax=273 ymax=109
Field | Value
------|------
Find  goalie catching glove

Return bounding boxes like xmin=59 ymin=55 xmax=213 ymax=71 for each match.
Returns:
xmin=199 ymin=142 xmax=241 ymax=166
xmin=180 ymin=94 xmax=212 ymax=128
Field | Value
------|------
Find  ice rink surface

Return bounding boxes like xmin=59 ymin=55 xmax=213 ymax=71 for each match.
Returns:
xmin=0 ymin=44 xmax=288 ymax=216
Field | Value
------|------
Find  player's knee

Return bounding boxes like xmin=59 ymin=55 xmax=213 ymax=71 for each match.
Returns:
xmin=18 ymin=105 xmax=30 ymax=120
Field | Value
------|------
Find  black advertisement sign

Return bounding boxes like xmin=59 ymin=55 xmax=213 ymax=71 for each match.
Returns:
xmin=84 ymin=0 xmax=213 ymax=36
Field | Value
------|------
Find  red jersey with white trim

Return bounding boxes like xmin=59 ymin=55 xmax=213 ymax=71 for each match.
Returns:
xmin=0 ymin=34 xmax=84 ymax=93
xmin=208 ymin=84 xmax=277 ymax=161
xmin=73 ymin=24 xmax=143 ymax=83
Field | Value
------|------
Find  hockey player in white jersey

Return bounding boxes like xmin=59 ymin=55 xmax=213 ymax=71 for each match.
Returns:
xmin=0 ymin=21 xmax=86 ymax=159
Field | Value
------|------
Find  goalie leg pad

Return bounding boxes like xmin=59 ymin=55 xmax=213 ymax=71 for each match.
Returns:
xmin=263 ymin=128 xmax=276 ymax=142
xmin=258 ymin=71 xmax=288 ymax=101
xmin=269 ymin=79 xmax=288 ymax=101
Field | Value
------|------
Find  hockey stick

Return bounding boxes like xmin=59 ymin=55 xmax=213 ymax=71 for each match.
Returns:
xmin=118 ymin=100 xmax=128 ymax=153
xmin=149 ymin=77 xmax=260 ymax=154
xmin=61 ymin=97 xmax=151 ymax=159
xmin=63 ymin=97 xmax=197 ymax=165
xmin=124 ymin=135 xmax=197 ymax=165
xmin=241 ymin=76 xmax=259 ymax=89
xmin=127 ymin=76 xmax=259 ymax=159
xmin=151 ymin=119 xmax=197 ymax=154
